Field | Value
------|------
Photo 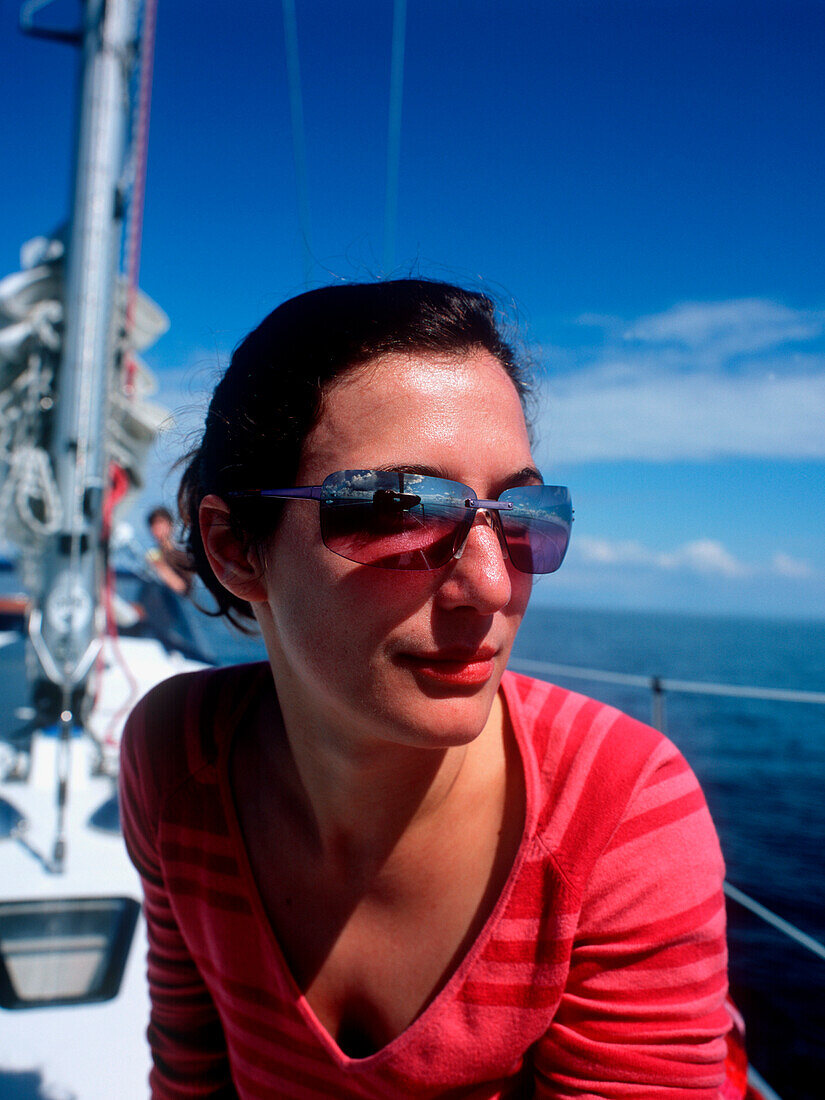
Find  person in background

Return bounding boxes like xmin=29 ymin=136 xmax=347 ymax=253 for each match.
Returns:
xmin=146 ymin=506 xmax=191 ymax=596
xmin=120 ymin=279 xmax=746 ymax=1098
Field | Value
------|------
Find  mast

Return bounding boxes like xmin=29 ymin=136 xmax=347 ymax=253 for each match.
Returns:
xmin=27 ymin=0 xmax=140 ymax=727
xmin=1 ymin=0 xmax=167 ymax=866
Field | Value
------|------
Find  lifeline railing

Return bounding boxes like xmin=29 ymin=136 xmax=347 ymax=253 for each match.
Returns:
xmin=509 ymin=656 xmax=825 ymax=966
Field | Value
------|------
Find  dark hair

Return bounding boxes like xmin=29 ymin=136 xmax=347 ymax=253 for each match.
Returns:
xmin=147 ymin=506 xmax=174 ymax=527
xmin=178 ymin=278 xmax=531 ymax=626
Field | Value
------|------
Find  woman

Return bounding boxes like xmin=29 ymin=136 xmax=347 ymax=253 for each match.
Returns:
xmin=120 ymin=279 xmax=733 ymax=1098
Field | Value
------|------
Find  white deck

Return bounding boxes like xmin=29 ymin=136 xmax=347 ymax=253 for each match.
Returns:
xmin=1 ymin=634 xmax=206 ymax=1099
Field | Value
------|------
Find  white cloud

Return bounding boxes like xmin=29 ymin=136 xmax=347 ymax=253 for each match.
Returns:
xmin=536 ymin=298 xmax=825 ymax=463
xmin=572 ymin=535 xmax=815 ymax=580
xmin=623 ymin=299 xmax=825 ymax=357
xmin=664 ymin=539 xmax=750 ymax=577
xmin=571 ymin=536 xmax=652 ymax=567
xmin=537 ymin=368 xmax=825 ymax=462
xmin=771 ymin=552 xmax=815 ymax=579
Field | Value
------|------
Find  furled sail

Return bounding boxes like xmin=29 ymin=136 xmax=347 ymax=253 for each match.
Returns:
xmin=0 ymin=236 xmax=170 ymax=591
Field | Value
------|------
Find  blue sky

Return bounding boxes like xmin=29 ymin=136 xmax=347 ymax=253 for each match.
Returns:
xmin=3 ymin=0 xmax=824 ymax=618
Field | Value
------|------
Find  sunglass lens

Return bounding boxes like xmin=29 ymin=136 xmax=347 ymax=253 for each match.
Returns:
xmin=320 ymin=471 xmax=471 ymax=570
xmin=498 ymin=485 xmax=572 ymax=574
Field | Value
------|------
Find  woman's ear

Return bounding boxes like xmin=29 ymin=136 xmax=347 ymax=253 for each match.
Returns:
xmin=199 ymin=494 xmax=268 ymax=603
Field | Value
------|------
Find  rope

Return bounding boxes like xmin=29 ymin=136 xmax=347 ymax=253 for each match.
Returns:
xmin=746 ymin=1065 xmax=784 ymax=1100
xmin=724 ymin=882 xmax=825 ymax=963
xmin=0 ymin=445 xmax=63 ymax=539
xmin=509 ymin=658 xmax=825 ymax=706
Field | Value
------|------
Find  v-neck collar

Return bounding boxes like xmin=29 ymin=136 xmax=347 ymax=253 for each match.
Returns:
xmin=213 ymin=664 xmax=539 ymax=1069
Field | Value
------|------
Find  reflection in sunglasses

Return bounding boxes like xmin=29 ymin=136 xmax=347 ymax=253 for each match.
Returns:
xmin=228 ymin=469 xmax=572 ymax=573
xmin=372 ymin=490 xmax=422 ymax=512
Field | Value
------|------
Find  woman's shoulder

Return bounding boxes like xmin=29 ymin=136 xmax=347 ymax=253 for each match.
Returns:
xmin=120 ymin=661 xmax=269 ymax=794
xmin=502 ymin=670 xmax=711 ymax=874
xmin=503 ymin=668 xmax=671 ymax=772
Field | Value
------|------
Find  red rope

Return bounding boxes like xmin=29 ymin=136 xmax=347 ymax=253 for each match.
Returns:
xmin=102 ymin=462 xmax=131 ymax=635
xmin=100 ymin=462 xmax=140 ymax=745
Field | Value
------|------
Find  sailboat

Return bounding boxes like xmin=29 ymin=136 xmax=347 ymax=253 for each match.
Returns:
xmin=0 ymin=1 xmax=205 ymax=1095
xmin=1 ymin=2 xmax=806 ymax=1097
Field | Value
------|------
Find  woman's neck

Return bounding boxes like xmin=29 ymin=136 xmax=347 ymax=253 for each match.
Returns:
xmin=248 ymin=669 xmax=506 ymax=874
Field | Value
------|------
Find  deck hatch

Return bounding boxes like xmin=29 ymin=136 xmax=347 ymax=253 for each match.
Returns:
xmin=0 ymin=896 xmax=139 ymax=1009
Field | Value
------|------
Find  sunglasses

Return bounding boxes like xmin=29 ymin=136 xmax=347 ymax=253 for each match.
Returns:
xmin=228 ymin=469 xmax=572 ymax=574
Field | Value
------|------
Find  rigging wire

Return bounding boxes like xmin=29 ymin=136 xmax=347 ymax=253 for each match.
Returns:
xmin=123 ymin=0 xmax=159 ymax=394
xmin=383 ymin=0 xmax=407 ymax=274
xmin=281 ymin=0 xmax=313 ymax=286
xmin=280 ymin=0 xmax=405 ymax=281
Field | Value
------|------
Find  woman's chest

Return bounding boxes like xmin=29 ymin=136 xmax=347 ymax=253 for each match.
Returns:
xmin=246 ymin=802 xmax=524 ymax=1056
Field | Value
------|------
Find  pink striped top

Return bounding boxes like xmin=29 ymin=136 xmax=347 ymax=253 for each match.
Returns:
xmin=120 ymin=664 xmax=731 ymax=1098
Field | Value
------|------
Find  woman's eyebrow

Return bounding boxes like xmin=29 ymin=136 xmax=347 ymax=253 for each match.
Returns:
xmin=372 ymin=463 xmax=545 ymax=488
xmin=373 ymin=462 xmax=448 ymax=478
xmin=504 ymin=466 xmax=544 ymax=487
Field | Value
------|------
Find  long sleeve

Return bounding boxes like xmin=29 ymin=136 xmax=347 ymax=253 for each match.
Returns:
xmin=120 ymin=693 xmax=238 ymax=1099
xmin=532 ymin=744 xmax=730 ymax=1098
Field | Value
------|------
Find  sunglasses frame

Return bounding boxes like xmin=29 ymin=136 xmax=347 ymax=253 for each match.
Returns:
xmin=228 ymin=469 xmax=572 ymax=574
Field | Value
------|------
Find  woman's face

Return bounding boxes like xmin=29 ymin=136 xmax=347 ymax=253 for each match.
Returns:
xmin=255 ymin=349 xmax=539 ymax=749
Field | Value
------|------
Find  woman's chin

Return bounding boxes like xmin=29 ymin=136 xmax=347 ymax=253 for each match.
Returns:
xmin=372 ymin=678 xmax=501 ymax=750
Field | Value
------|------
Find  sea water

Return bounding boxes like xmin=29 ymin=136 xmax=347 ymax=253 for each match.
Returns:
xmin=205 ymin=600 xmax=825 ymax=1100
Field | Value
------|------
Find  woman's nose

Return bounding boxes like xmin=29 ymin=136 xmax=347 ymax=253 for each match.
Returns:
xmin=437 ymin=512 xmax=512 ymax=612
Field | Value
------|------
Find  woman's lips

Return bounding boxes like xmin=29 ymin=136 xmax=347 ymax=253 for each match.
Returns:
xmin=399 ymin=649 xmax=498 ymax=686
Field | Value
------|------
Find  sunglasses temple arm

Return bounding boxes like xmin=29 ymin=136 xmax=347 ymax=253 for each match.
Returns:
xmin=229 ymin=491 xmax=518 ymax=505
xmin=228 ymin=487 xmax=324 ymax=501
